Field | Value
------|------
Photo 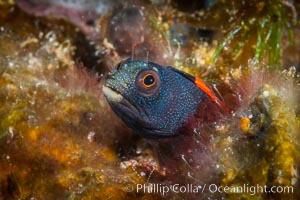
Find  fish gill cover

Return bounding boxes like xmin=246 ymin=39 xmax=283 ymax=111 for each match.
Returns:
xmin=0 ymin=0 xmax=299 ymax=199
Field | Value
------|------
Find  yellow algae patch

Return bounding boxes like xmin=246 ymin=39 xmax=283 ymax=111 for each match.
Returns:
xmin=222 ymin=169 xmax=236 ymax=183
xmin=27 ymin=127 xmax=41 ymax=142
xmin=99 ymin=148 xmax=118 ymax=163
xmin=43 ymin=140 xmax=82 ymax=165
xmin=102 ymin=186 xmax=129 ymax=199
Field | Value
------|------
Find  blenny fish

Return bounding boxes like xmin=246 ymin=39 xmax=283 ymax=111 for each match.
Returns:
xmin=102 ymin=59 xmax=227 ymax=137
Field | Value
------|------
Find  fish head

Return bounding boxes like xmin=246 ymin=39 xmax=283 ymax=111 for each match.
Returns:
xmin=102 ymin=59 xmax=204 ymax=137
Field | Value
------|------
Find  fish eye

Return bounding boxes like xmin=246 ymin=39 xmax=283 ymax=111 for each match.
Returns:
xmin=143 ymin=74 xmax=156 ymax=87
xmin=135 ymin=70 xmax=161 ymax=97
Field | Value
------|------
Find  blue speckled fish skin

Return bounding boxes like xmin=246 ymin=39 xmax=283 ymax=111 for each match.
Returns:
xmin=103 ymin=59 xmax=205 ymax=137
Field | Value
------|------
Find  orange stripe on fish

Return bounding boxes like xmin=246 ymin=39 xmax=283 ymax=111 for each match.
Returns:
xmin=194 ymin=77 xmax=224 ymax=107
xmin=194 ymin=77 xmax=217 ymax=101
xmin=168 ymin=66 xmax=224 ymax=107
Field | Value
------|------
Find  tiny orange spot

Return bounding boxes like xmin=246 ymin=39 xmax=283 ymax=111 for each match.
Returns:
xmin=28 ymin=128 xmax=39 ymax=142
xmin=240 ymin=117 xmax=251 ymax=133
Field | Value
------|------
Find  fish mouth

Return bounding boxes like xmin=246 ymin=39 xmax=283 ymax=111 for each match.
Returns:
xmin=102 ymin=85 xmax=124 ymax=103
xmin=102 ymin=85 xmax=147 ymax=121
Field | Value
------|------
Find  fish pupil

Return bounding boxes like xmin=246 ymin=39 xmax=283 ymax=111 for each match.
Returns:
xmin=144 ymin=75 xmax=155 ymax=86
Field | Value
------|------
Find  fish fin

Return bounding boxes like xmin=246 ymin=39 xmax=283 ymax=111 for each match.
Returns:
xmin=194 ymin=77 xmax=228 ymax=108
xmin=194 ymin=77 xmax=218 ymax=101
xmin=169 ymin=67 xmax=226 ymax=107
xmin=168 ymin=67 xmax=196 ymax=82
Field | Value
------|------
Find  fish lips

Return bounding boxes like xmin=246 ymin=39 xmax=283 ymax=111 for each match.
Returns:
xmin=102 ymin=85 xmax=149 ymax=125
xmin=102 ymin=85 xmax=173 ymax=137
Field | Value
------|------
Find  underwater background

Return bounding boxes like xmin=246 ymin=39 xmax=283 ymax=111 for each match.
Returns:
xmin=0 ymin=0 xmax=299 ymax=199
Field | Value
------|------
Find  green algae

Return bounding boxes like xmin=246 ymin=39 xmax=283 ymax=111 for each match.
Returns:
xmin=176 ymin=0 xmax=299 ymax=69
xmin=217 ymin=84 xmax=300 ymax=199
xmin=258 ymin=86 xmax=299 ymax=187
